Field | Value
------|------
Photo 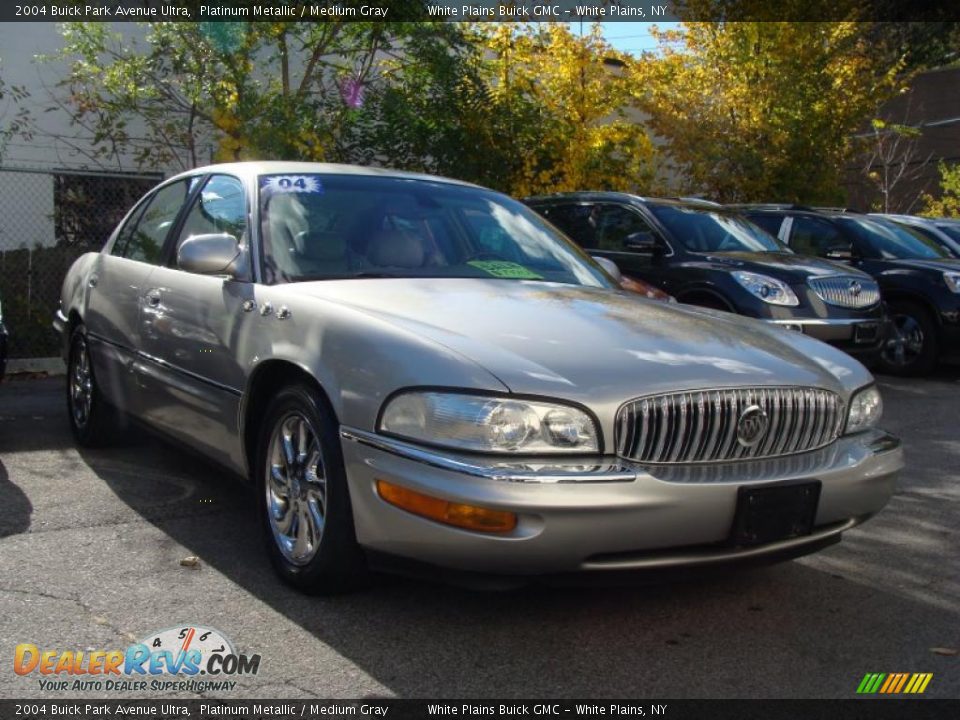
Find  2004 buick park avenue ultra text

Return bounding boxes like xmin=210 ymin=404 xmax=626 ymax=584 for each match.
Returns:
xmin=54 ymin=162 xmax=902 ymax=592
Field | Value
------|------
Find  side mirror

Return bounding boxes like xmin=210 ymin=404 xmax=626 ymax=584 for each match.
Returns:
xmin=592 ymin=255 xmax=622 ymax=282
xmin=178 ymin=233 xmax=247 ymax=278
xmin=624 ymin=231 xmax=659 ymax=254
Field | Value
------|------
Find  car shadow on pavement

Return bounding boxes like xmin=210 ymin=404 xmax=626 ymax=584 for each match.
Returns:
xmin=0 ymin=459 xmax=32 ymax=537
xmin=72 ymin=402 xmax=960 ymax=698
xmin=0 ymin=376 xmax=78 ymax=453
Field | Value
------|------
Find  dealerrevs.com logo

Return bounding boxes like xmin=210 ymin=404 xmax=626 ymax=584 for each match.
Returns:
xmin=14 ymin=625 xmax=260 ymax=693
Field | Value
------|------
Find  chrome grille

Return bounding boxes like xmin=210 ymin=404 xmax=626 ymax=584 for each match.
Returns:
xmin=808 ymin=275 xmax=880 ymax=309
xmin=616 ymin=387 xmax=844 ymax=464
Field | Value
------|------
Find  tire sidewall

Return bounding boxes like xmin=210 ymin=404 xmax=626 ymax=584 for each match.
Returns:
xmin=255 ymin=384 xmax=366 ymax=593
xmin=67 ymin=325 xmax=101 ymax=445
xmin=880 ymin=302 xmax=938 ymax=376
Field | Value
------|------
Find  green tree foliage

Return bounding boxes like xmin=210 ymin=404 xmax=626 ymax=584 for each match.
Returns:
xmin=467 ymin=23 xmax=655 ymax=196
xmin=921 ymin=163 xmax=960 ymax=218
xmin=0 ymin=59 xmax=31 ymax=160
xmin=49 ymin=20 xmax=466 ymax=171
xmin=633 ymin=21 xmax=905 ymax=203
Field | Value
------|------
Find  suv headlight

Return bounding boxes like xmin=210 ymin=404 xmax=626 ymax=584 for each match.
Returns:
xmin=379 ymin=391 xmax=600 ymax=454
xmin=732 ymin=271 xmax=799 ymax=306
xmin=943 ymin=271 xmax=960 ymax=293
xmin=845 ymin=385 xmax=883 ymax=434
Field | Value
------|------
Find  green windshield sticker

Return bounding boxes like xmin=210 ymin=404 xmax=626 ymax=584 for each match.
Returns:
xmin=467 ymin=260 xmax=542 ymax=280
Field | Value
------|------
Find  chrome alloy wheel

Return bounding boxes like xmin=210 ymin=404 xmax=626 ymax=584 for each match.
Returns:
xmin=265 ymin=412 xmax=327 ymax=565
xmin=882 ymin=313 xmax=924 ymax=368
xmin=70 ymin=336 xmax=93 ymax=428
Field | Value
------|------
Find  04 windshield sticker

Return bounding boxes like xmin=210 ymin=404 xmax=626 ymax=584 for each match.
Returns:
xmin=259 ymin=175 xmax=324 ymax=194
xmin=467 ymin=260 xmax=543 ymax=280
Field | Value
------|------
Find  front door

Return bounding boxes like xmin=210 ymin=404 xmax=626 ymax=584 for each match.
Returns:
xmin=137 ymin=174 xmax=253 ymax=472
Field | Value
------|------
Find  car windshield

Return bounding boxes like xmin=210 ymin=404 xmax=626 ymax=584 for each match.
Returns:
xmin=936 ymin=223 xmax=960 ymax=243
xmin=258 ymin=173 xmax=611 ymax=287
xmin=647 ymin=204 xmax=787 ymax=253
xmin=838 ymin=217 xmax=951 ymax=259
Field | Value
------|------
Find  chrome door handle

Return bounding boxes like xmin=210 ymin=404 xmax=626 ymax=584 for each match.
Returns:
xmin=145 ymin=291 xmax=161 ymax=307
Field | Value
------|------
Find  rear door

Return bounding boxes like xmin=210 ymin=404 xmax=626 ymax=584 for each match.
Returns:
xmin=84 ymin=178 xmax=192 ymax=416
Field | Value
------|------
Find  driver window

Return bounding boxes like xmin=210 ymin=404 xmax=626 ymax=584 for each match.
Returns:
xmin=177 ymin=175 xmax=247 ymax=252
xmin=790 ymin=216 xmax=851 ymax=258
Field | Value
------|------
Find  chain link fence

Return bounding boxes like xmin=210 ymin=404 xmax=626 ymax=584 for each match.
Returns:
xmin=0 ymin=167 xmax=162 ymax=360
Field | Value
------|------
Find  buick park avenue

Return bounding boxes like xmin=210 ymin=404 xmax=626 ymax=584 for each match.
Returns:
xmin=55 ymin=163 xmax=902 ymax=592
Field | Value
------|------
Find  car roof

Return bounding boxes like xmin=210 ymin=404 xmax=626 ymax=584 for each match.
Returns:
xmin=164 ymin=161 xmax=481 ymax=189
xmin=523 ymin=191 xmax=726 ymax=211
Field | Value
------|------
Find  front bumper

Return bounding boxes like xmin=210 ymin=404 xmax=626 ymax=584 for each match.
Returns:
xmin=767 ymin=316 xmax=889 ymax=356
xmin=340 ymin=427 xmax=902 ymax=575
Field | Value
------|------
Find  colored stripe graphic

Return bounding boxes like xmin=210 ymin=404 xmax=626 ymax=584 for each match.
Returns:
xmin=858 ymin=673 xmax=932 ymax=694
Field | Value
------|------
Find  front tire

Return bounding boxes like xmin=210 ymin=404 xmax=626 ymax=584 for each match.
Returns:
xmin=879 ymin=301 xmax=938 ymax=376
xmin=255 ymin=384 xmax=368 ymax=594
xmin=67 ymin=325 xmax=125 ymax=446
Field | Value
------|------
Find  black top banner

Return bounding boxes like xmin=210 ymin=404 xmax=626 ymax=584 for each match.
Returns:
xmin=1 ymin=0 xmax=958 ymax=23
xmin=2 ymin=700 xmax=959 ymax=720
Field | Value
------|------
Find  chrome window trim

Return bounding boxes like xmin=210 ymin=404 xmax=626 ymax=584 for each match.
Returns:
xmin=340 ymin=426 xmax=637 ymax=483
xmin=767 ymin=318 xmax=878 ymax=327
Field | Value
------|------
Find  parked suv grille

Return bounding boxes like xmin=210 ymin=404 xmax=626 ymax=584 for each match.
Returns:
xmin=615 ymin=387 xmax=844 ymax=464
xmin=807 ymin=275 xmax=880 ymax=309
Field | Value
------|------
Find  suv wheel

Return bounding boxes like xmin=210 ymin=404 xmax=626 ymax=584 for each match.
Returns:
xmin=255 ymin=384 xmax=368 ymax=594
xmin=879 ymin=301 xmax=938 ymax=376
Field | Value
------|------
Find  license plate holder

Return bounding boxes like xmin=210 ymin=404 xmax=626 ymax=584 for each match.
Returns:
xmin=729 ymin=480 xmax=821 ymax=547
xmin=854 ymin=322 xmax=880 ymax=344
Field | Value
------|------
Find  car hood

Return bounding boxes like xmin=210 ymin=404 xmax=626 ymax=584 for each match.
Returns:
xmin=286 ymin=279 xmax=870 ymax=403
xmin=692 ymin=252 xmax=870 ymax=282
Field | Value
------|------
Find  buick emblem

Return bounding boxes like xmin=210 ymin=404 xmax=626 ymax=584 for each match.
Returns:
xmin=849 ymin=280 xmax=862 ymax=297
xmin=736 ymin=405 xmax=768 ymax=447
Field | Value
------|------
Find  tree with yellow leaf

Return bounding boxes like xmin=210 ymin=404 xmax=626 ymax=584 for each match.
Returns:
xmin=921 ymin=163 xmax=960 ymax=218
xmin=633 ymin=22 xmax=905 ymax=203
xmin=469 ymin=22 xmax=656 ymax=197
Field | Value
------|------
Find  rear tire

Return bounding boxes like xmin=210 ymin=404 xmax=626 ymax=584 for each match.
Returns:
xmin=878 ymin=301 xmax=938 ymax=377
xmin=67 ymin=325 xmax=126 ymax=447
xmin=255 ymin=383 xmax=368 ymax=594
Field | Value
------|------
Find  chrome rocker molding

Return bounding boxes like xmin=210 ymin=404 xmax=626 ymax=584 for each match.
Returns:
xmin=340 ymin=426 xmax=637 ymax=483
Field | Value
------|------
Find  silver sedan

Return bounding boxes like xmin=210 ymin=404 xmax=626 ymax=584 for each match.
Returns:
xmin=54 ymin=162 xmax=903 ymax=592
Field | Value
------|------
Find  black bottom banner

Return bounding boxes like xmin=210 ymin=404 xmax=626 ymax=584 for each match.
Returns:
xmin=1 ymin=699 xmax=958 ymax=720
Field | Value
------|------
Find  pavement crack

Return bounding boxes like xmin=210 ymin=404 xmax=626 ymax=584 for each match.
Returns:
xmin=0 ymin=585 xmax=134 ymax=645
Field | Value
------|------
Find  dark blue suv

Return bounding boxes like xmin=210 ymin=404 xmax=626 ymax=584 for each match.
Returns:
xmin=736 ymin=205 xmax=960 ymax=376
xmin=524 ymin=193 xmax=888 ymax=365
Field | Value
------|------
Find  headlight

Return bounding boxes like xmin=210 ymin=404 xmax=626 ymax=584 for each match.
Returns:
xmin=845 ymin=385 xmax=883 ymax=434
xmin=379 ymin=391 xmax=600 ymax=454
xmin=943 ymin=271 xmax=960 ymax=293
xmin=732 ymin=271 xmax=799 ymax=306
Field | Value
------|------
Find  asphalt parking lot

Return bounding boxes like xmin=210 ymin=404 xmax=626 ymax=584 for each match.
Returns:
xmin=0 ymin=373 xmax=957 ymax=700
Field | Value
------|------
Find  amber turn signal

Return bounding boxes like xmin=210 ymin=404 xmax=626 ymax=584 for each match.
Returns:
xmin=376 ymin=479 xmax=517 ymax=533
